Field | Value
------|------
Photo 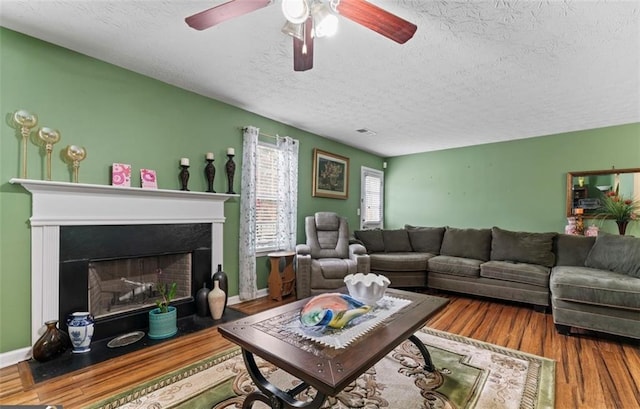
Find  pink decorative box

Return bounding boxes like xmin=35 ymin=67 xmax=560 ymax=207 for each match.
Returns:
xmin=140 ymin=169 xmax=158 ymax=189
xmin=111 ymin=163 xmax=132 ymax=187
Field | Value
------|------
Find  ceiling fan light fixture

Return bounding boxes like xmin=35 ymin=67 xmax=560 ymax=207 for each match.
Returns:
xmin=282 ymin=0 xmax=310 ymax=24
xmin=311 ymin=2 xmax=338 ymax=37
xmin=281 ymin=20 xmax=305 ymax=40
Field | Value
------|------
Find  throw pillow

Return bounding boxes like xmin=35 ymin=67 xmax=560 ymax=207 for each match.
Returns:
xmin=382 ymin=229 xmax=413 ymax=252
xmin=553 ymin=234 xmax=596 ymax=266
xmin=585 ymin=233 xmax=640 ymax=278
xmin=440 ymin=227 xmax=492 ymax=261
xmin=406 ymin=227 xmax=446 ymax=254
xmin=353 ymin=230 xmax=385 ymax=253
xmin=490 ymin=227 xmax=556 ymax=267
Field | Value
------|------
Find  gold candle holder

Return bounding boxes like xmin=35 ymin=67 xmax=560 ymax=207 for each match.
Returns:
xmin=64 ymin=145 xmax=86 ymax=183
xmin=37 ymin=128 xmax=61 ymax=181
xmin=13 ymin=109 xmax=38 ymax=178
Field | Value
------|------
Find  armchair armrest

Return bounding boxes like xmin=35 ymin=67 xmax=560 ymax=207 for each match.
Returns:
xmin=296 ymin=243 xmax=311 ymax=256
xmin=295 ymin=246 xmax=312 ymax=299
xmin=349 ymin=243 xmax=367 ymax=256
xmin=349 ymin=243 xmax=370 ymax=274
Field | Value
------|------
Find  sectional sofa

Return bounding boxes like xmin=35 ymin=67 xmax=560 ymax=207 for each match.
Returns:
xmin=353 ymin=226 xmax=640 ymax=339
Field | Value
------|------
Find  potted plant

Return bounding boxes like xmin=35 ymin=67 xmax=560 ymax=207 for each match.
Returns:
xmin=596 ymin=184 xmax=639 ymax=235
xmin=148 ymin=282 xmax=178 ymax=339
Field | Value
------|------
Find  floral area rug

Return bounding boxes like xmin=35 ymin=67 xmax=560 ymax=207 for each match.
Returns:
xmin=89 ymin=328 xmax=555 ymax=409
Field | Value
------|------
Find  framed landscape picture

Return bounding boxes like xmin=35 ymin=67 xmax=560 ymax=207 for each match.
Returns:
xmin=312 ymin=149 xmax=349 ymax=199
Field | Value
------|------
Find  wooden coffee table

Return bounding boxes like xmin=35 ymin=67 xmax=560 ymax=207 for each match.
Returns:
xmin=218 ymin=289 xmax=449 ymax=409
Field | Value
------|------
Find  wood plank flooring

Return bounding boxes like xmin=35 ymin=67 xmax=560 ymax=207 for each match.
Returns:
xmin=0 ymin=292 xmax=638 ymax=408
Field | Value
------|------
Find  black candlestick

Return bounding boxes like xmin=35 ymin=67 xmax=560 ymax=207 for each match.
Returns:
xmin=225 ymin=154 xmax=236 ymax=194
xmin=205 ymin=159 xmax=216 ymax=193
xmin=179 ymin=165 xmax=190 ymax=191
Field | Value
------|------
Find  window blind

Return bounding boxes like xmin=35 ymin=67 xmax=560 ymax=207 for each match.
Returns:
xmin=256 ymin=144 xmax=279 ymax=250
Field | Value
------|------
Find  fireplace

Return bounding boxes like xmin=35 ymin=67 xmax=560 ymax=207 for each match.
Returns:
xmin=10 ymin=178 xmax=234 ymax=345
xmin=59 ymin=223 xmax=212 ymax=340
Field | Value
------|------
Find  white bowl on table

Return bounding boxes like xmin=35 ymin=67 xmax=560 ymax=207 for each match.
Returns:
xmin=343 ymin=273 xmax=390 ymax=306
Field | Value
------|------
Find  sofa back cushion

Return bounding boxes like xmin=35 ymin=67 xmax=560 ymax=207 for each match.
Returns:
xmin=381 ymin=229 xmax=413 ymax=252
xmin=553 ymin=234 xmax=595 ymax=266
xmin=404 ymin=225 xmax=446 ymax=254
xmin=585 ymin=233 xmax=640 ymax=278
xmin=353 ymin=229 xmax=385 ymax=253
xmin=490 ymin=227 xmax=556 ymax=267
xmin=440 ymin=227 xmax=492 ymax=261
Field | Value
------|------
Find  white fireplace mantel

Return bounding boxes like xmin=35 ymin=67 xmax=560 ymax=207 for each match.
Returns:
xmin=10 ymin=178 xmax=237 ymax=344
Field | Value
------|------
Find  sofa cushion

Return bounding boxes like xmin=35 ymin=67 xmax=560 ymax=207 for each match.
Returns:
xmin=353 ymin=230 xmax=385 ymax=253
xmin=405 ymin=226 xmax=446 ymax=254
xmin=370 ymin=252 xmax=431 ymax=272
xmin=553 ymin=234 xmax=596 ymax=266
xmin=382 ymin=229 xmax=413 ymax=252
xmin=490 ymin=227 xmax=556 ymax=267
xmin=440 ymin=227 xmax=492 ymax=261
xmin=428 ymin=255 xmax=482 ymax=278
xmin=550 ymin=266 xmax=640 ymax=310
xmin=480 ymin=260 xmax=550 ymax=287
xmin=585 ymin=233 xmax=640 ymax=278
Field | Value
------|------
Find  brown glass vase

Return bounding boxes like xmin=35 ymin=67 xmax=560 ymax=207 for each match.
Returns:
xmin=32 ymin=320 xmax=70 ymax=362
xmin=616 ymin=221 xmax=628 ymax=235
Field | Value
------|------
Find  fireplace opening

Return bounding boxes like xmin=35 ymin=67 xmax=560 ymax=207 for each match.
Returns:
xmin=59 ymin=223 xmax=212 ymax=341
xmin=88 ymin=253 xmax=192 ymax=320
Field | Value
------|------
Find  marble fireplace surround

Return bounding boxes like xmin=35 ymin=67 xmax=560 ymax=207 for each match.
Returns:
xmin=10 ymin=178 xmax=236 ymax=345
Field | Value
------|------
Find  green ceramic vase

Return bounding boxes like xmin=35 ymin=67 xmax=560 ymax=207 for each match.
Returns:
xmin=148 ymin=306 xmax=177 ymax=339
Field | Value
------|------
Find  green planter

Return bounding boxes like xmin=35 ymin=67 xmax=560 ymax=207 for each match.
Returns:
xmin=148 ymin=306 xmax=177 ymax=339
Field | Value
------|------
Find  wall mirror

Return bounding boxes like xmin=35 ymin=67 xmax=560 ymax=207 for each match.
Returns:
xmin=566 ymin=167 xmax=640 ymax=218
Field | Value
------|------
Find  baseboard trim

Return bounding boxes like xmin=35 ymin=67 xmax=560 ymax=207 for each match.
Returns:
xmin=0 ymin=346 xmax=31 ymax=369
xmin=0 ymin=288 xmax=270 ymax=369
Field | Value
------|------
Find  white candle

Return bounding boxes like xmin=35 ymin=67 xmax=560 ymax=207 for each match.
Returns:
xmin=180 ymin=157 xmax=189 ymax=166
xmin=206 ymin=152 xmax=214 ymax=160
xmin=227 ymin=147 xmax=235 ymax=156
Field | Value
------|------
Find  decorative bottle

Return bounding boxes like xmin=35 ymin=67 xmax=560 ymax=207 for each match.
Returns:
xmin=212 ymin=264 xmax=228 ymax=316
xmin=32 ymin=320 xmax=70 ymax=362
xmin=195 ymin=282 xmax=210 ymax=317
xmin=225 ymin=153 xmax=236 ymax=194
xmin=208 ymin=280 xmax=226 ymax=320
xmin=205 ymin=158 xmax=216 ymax=193
xmin=66 ymin=312 xmax=95 ymax=353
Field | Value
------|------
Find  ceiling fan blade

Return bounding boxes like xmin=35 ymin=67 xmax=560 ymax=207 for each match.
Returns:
xmin=336 ymin=0 xmax=417 ymax=44
xmin=293 ymin=18 xmax=314 ymax=72
xmin=185 ymin=0 xmax=272 ymax=31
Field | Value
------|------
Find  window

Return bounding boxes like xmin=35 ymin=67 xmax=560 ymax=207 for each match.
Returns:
xmin=360 ymin=166 xmax=384 ymax=229
xmin=255 ymin=143 xmax=279 ymax=252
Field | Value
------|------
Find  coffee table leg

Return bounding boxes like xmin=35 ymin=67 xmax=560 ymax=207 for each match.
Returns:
xmin=241 ymin=349 xmax=327 ymax=409
xmin=407 ymin=334 xmax=435 ymax=372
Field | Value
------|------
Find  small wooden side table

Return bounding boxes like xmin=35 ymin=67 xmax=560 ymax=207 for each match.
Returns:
xmin=267 ymin=250 xmax=296 ymax=301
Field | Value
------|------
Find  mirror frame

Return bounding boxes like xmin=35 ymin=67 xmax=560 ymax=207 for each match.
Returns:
xmin=566 ymin=167 xmax=640 ymax=218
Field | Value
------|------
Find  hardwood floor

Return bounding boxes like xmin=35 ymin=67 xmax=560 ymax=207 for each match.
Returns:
xmin=1 ymin=292 xmax=638 ymax=408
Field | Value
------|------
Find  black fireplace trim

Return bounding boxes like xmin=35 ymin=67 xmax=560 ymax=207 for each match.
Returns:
xmin=59 ymin=223 xmax=213 ymax=341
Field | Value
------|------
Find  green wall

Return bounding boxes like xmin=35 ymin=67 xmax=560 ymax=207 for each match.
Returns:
xmin=0 ymin=28 xmax=383 ymax=353
xmin=385 ymin=123 xmax=640 ymax=236
xmin=1 ymin=26 xmax=638 ymax=355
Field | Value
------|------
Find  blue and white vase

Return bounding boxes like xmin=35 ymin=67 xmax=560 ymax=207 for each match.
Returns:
xmin=66 ymin=312 xmax=94 ymax=353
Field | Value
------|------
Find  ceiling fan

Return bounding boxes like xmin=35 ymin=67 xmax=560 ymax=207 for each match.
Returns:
xmin=185 ymin=0 xmax=417 ymax=71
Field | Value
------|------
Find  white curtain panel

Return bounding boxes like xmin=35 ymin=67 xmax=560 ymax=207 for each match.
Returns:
xmin=239 ymin=126 xmax=259 ymax=300
xmin=276 ymin=136 xmax=299 ymax=251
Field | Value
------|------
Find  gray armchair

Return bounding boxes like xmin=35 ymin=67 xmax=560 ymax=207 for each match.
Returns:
xmin=295 ymin=212 xmax=370 ymax=299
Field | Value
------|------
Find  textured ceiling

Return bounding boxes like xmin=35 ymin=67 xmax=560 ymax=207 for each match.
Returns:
xmin=1 ymin=0 xmax=638 ymax=156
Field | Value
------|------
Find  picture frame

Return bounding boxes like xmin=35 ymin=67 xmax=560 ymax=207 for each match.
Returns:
xmin=111 ymin=163 xmax=132 ymax=187
xmin=312 ymin=148 xmax=349 ymax=199
xmin=140 ymin=169 xmax=158 ymax=189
